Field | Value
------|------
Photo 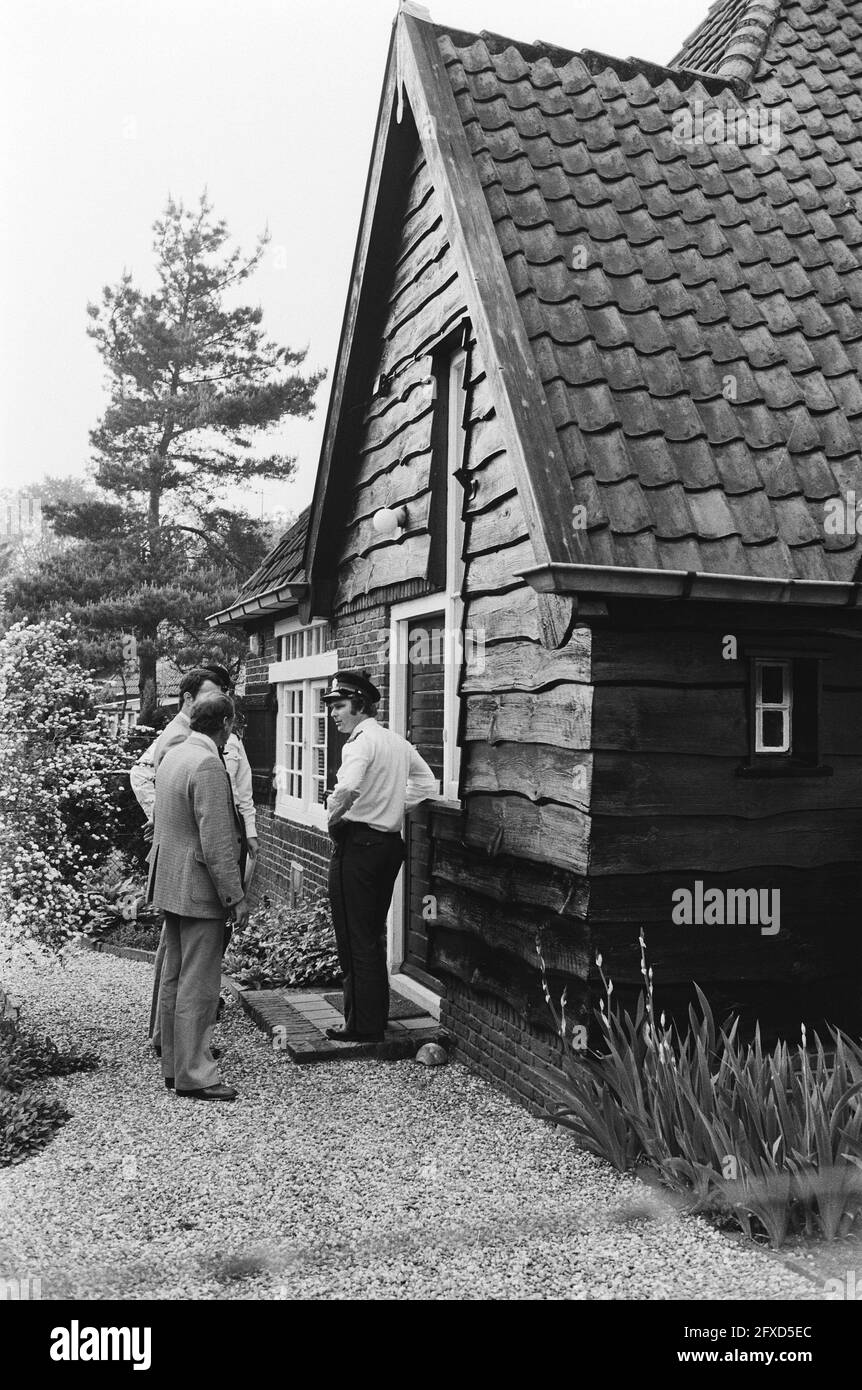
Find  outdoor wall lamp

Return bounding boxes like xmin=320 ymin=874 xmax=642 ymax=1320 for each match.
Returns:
xmin=372 ymin=505 xmax=408 ymax=537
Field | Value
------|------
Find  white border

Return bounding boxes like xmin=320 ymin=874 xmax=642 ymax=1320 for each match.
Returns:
xmin=386 ymin=347 xmax=467 ymax=1020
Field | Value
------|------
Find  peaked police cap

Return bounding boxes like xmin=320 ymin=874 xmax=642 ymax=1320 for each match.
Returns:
xmin=322 ymin=671 xmax=381 ymax=704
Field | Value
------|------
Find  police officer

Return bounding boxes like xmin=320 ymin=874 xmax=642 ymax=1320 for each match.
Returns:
xmin=323 ymin=671 xmax=438 ymax=1042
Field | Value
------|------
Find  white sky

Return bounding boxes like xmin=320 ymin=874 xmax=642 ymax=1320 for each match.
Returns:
xmin=0 ymin=0 xmax=708 ymax=522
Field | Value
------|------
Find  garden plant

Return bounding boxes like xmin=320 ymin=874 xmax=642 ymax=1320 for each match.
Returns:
xmin=539 ymin=931 xmax=862 ymax=1247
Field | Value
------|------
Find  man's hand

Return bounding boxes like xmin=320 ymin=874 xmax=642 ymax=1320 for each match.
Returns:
xmin=246 ymin=837 xmax=259 ymax=856
xmin=326 ymin=785 xmax=360 ymax=832
xmin=143 ymin=820 xmax=154 ymax=844
xmin=232 ymin=897 xmax=250 ymax=929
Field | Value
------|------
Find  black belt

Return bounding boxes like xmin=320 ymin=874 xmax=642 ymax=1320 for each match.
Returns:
xmin=342 ymin=820 xmax=401 ymax=838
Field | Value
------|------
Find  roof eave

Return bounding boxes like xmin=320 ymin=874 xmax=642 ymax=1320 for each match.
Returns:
xmin=207 ymin=582 xmax=309 ymax=628
xmin=519 ymin=562 xmax=862 ymax=610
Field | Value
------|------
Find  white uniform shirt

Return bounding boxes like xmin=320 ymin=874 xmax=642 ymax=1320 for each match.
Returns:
xmin=335 ymin=718 xmax=439 ymax=832
xmin=130 ymin=728 xmax=257 ymax=837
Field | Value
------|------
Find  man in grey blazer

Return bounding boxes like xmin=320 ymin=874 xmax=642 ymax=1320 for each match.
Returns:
xmin=147 ymin=691 xmax=249 ymax=1101
xmin=145 ymin=664 xmax=234 ymax=1051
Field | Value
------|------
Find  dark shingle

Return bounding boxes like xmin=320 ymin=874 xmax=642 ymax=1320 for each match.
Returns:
xmin=234 ymin=507 xmax=309 ymax=604
xmin=431 ymin=3 xmax=862 ymax=582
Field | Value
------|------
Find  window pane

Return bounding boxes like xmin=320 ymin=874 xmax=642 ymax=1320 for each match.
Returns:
xmin=760 ymin=664 xmax=785 ymax=705
xmin=761 ymin=710 xmax=786 ymax=750
xmin=282 ymin=684 xmax=304 ymax=799
xmin=311 ymin=683 xmax=328 ymax=805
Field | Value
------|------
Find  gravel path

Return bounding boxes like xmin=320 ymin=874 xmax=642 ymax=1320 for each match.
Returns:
xmin=0 ymin=946 xmax=822 ymax=1301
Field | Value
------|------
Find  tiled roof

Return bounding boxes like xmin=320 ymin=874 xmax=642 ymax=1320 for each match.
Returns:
xmin=234 ymin=506 xmax=309 ymax=603
xmin=671 ymin=0 xmax=779 ymax=81
xmin=426 ymin=3 xmax=862 ymax=583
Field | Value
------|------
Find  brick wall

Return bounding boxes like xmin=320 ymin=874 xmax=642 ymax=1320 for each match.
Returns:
xmin=441 ymin=981 xmax=572 ymax=1118
xmin=251 ymin=806 xmax=331 ymax=908
xmin=330 ymin=601 xmax=391 ymax=722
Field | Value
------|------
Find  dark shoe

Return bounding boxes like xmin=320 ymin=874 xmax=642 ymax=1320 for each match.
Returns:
xmin=175 ymin=1084 xmax=237 ymax=1101
xmin=165 ymin=1077 xmax=174 ymax=1089
xmin=325 ymin=1025 xmax=385 ymax=1043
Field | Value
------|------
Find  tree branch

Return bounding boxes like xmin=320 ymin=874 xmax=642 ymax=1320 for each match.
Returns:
xmin=166 ymin=523 xmax=243 ymax=569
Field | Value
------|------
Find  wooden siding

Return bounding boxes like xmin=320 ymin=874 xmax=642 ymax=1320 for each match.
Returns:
xmin=588 ymin=608 xmax=862 ymax=1031
xmin=332 ymin=144 xmax=467 ymax=613
xmin=422 ymin=340 xmax=594 ymax=1021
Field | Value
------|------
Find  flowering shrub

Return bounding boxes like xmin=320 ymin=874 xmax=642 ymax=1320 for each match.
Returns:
xmin=224 ymin=892 xmax=340 ymax=990
xmin=0 ymin=617 xmax=135 ymax=951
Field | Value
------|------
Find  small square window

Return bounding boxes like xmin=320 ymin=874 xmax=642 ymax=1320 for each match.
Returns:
xmin=745 ymin=654 xmax=826 ymax=776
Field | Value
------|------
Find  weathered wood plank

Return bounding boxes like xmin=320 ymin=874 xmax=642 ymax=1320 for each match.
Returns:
xmin=354 ymin=448 xmax=433 ymax=515
xmin=342 ymin=490 xmax=432 ymax=561
xmin=592 ymin=687 xmax=748 ymax=755
xmin=360 ymin=357 xmax=437 ymax=432
xmin=464 ymin=686 xmax=593 ymax=749
xmin=466 ymin=371 xmax=494 ymax=424
xmin=590 ymin=808 xmax=862 ymax=874
xmin=397 ymin=188 xmax=444 ymax=264
xmin=464 ymin=414 xmax=505 ymax=472
xmin=590 ymin=919 xmax=862 ymax=986
xmin=589 ymin=864 xmax=862 ymax=924
xmin=359 ymin=381 xmax=435 ymax=457
xmin=821 ymin=693 xmax=862 ymax=753
xmin=591 ymin=628 xmax=760 ymax=687
xmin=462 ymin=742 xmax=592 ymax=811
xmin=431 ymin=837 xmax=590 ymax=917
xmin=537 ymin=594 xmax=578 ymax=651
xmin=389 ymin=223 xmax=451 ymax=305
xmin=464 ymin=458 xmax=517 ymax=518
xmin=377 ymin=289 xmax=467 ymax=380
xmin=333 ymin=534 xmax=431 ymax=606
xmin=464 ymin=537 xmax=538 ymax=595
xmin=592 ymin=750 xmax=862 ymax=817
xmin=355 ymin=414 xmax=436 ymax=490
xmin=460 ymin=634 xmax=591 ymax=693
xmin=466 ymin=494 xmax=529 ymax=555
xmin=461 ymin=793 xmax=590 ymax=873
xmin=464 ymin=585 xmax=544 ymax=644
xmin=432 ymin=882 xmax=590 ymax=975
xmin=429 ymin=930 xmax=536 ymax=1015
xmin=388 ymin=264 xmax=462 ymax=345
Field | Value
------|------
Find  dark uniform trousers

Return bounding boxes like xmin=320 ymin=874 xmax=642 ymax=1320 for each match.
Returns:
xmin=328 ymin=820 xmax=405 ymax=1035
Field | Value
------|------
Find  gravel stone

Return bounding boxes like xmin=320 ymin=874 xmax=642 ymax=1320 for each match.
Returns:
xmin=0 ymin=946 xmax=823 ymax=1301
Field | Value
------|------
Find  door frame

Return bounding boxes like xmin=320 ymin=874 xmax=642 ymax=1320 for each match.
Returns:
xmin=387 ymin=592 xmax=458 ymax=1020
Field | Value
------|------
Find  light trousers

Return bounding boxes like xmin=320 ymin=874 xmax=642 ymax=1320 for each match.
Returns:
xmin=159 ymin=914 xmax=223 ymax=1091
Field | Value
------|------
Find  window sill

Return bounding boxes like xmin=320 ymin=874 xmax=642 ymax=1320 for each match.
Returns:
xmin=274 ymin=800 xmax=329 ymax=831
xmin=736 ymin=762 xmax=834 ymax=780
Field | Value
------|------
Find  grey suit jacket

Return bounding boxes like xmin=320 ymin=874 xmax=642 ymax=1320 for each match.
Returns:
xmin=147 ymin=732 xmax=243 ymax=919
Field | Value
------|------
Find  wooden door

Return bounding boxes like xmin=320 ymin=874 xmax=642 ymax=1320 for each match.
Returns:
xmin=402 ymin=613 xmax=444 ymax=986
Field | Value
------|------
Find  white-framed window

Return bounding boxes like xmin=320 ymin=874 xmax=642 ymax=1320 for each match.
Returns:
xmin=389 ymin=347 xmax=467 ymax=802
xmin=278 ymin=621 xmax=332 ymax=663
xmin=754 ymin=659 xmax=792 ymax=753
xmin=269 ymin=618 xmax=338 ymax=828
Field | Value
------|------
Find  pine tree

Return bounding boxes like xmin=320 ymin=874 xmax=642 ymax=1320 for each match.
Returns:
xmin=10 ymin=193 xmax=324 ymax=721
